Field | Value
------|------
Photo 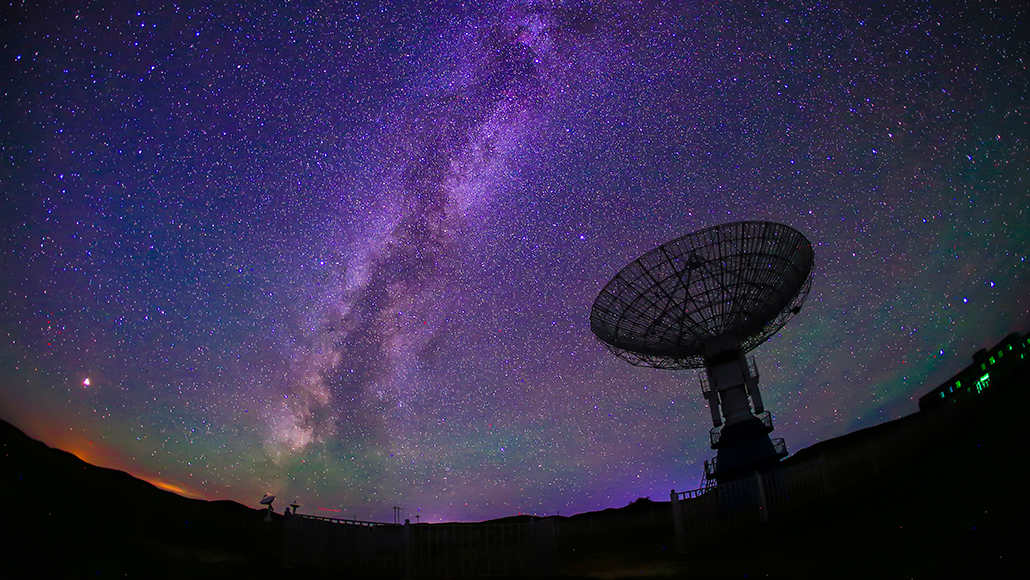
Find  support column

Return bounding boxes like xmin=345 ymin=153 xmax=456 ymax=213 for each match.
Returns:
xmin=702 ymin=343 xmax=786 ymax=483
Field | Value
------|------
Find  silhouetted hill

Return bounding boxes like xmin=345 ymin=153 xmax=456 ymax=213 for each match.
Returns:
xmin=0 ymin=419 xmax=286 ymax=578
xmin=4 ymin=368 xmax=1029 ymax=578
xmin=780 ymin=410 xmax=925 ymax=467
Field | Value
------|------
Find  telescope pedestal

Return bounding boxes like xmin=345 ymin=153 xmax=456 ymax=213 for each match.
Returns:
xmin=703 ymin=346 xmax=787 ymax=484
xmin=713 ymin=418 xmax=783 ymax=483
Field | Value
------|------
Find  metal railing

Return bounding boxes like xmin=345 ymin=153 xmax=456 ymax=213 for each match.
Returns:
xmin=297 ymin=514 xmax=394 ymax=527
xmin=673 ymin=487 xmax=712 ymax=501
xmin=746 ymin=355 xmax=759 ymax=382
xmin=703 ymin=457 xmax=717 ymax=479
xmin=285 ymin=515 xmax=556 ymax=577
xmin=709 ymin=412 xmax=774 ymax=447
xmin=699 ymin=372 xmax=714 ymax=397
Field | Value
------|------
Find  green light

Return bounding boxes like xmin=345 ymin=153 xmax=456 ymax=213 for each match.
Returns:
xmin=975 ymin=373 xmax=990 ymax=394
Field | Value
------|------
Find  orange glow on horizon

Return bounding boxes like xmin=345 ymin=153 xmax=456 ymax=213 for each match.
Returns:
xmin=66 ymin=446 xmax=95 ymax=465
xmin=22 ymin=423 xmax=210 ymax=501
xmin=150 ymin=479 xmax=194 ymax=497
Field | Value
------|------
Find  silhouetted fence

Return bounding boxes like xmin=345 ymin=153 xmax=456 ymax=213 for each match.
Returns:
xmin=286 ymin=399 xmax=978 ymax=566
xmin=671 ymin=405 xmax=964 ymax=551
xmin=285 ymin=515 xmax=556 ymax=577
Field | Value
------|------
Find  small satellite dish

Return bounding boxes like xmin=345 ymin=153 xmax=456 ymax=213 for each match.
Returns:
xmin=260 ymin=493 xmax=276 ymax=506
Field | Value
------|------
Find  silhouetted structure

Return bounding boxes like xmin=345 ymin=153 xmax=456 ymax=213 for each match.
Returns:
xmin=284 ymin=515 xmax=556 ymax=577
xmin=591 ymin=221 xmax=814 ymax=483
xmin=670 ymin=329 xmax=1030 ymax=563
xmin=919 ymin=331 xmax=1030 ymax=411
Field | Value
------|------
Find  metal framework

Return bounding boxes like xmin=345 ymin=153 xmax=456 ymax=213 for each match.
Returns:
xmin=590 ymin=221 xmax=814 ymax=369
xmin=591 ymin=221 xmax=815 ymax=485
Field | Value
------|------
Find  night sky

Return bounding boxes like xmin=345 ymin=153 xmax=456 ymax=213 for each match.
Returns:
xmin=2 ymin=1 xmax=1028 ymax=523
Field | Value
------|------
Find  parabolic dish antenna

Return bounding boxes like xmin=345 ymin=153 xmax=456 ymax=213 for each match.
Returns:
xmin=591 ymin=221 xmax=813 ymax=369
xmin=260 ymin=494 xmax=276 ymax=506
xmin=590 ymin=221 xmax=814 ymax=483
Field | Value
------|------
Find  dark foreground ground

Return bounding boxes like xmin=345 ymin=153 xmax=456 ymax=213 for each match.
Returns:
xmin=556 ymin=373 xmax=1028 ymax=580
xmin=3 ymin=372 xmax=1027 ymax=579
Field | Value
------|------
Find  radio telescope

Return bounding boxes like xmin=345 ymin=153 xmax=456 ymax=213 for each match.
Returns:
xmin=590 ymin=221 xmax=814 ymax=484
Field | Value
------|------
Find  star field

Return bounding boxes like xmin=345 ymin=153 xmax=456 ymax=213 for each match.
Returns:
xmin=2 ymin=1 xmax=1028 ymax=523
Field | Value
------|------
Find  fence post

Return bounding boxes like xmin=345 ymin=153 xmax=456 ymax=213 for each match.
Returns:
xmin=670 ymin=489 xmax=684 ymax=553
xmin=819 ymin=454 xmax=833 ymax=496
xmin=403 ymin=519 xmax=412 ymax=579
xmin=755 ymin=472 xmax=769 ymax=522
xmin=866 ymin=439 xmax=880 ymax=475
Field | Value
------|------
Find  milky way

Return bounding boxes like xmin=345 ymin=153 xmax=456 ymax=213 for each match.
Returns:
xmin=2 ymin=1 xmax=1028 ymax=522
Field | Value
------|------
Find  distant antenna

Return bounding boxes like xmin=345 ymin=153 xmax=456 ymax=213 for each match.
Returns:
xmin=591 ymin=221 xmax=814 ymax=483
xmin=261 ymin=493 xmax=276 ymax=522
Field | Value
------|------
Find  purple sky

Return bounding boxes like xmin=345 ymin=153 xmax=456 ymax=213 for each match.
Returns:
xmin=2 ymin=0 xmax=1028 ymax=522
